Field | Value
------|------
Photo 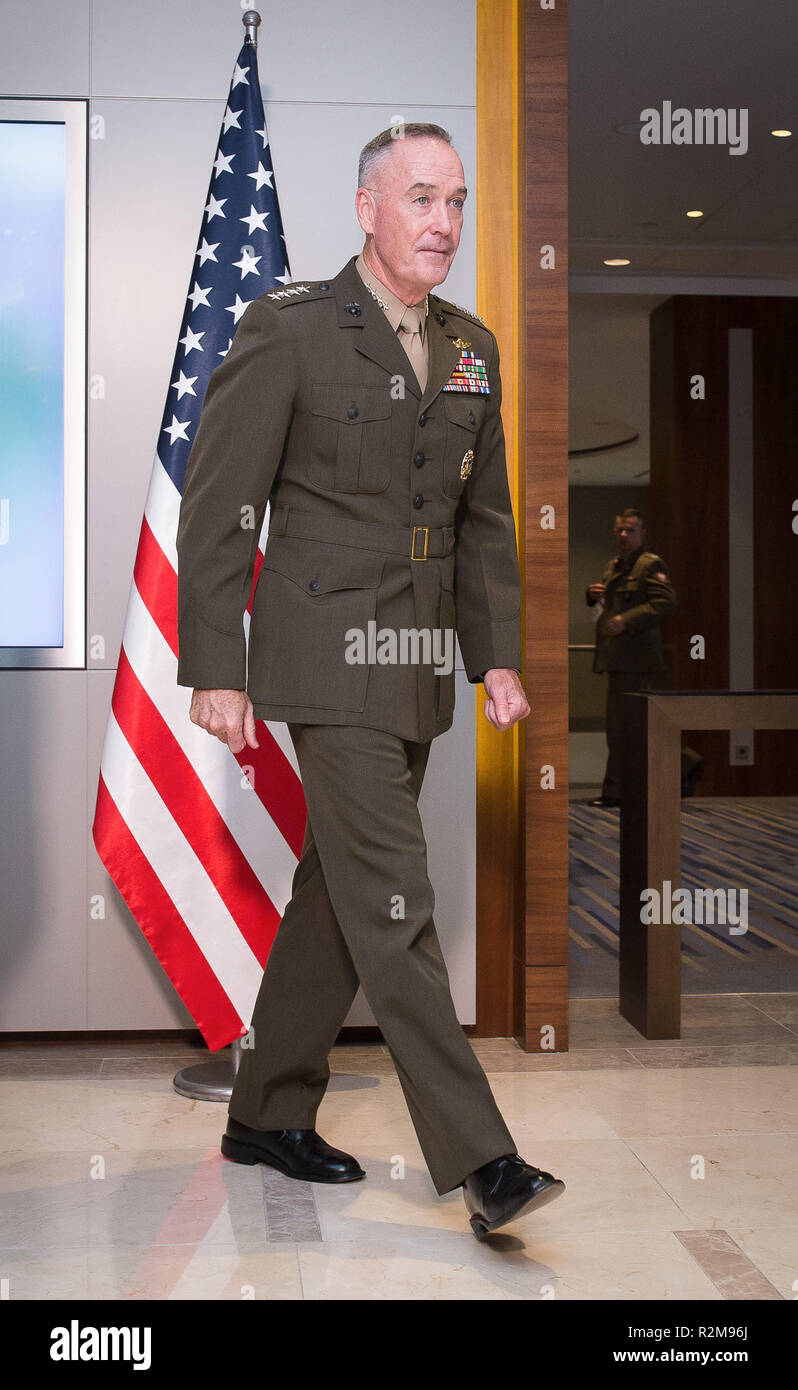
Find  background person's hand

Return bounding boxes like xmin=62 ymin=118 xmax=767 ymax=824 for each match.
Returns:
xmin=483 ymin=668 xmax=531 ymax=730
xmin=189 ymin=689 xmax=260 ymax=754
xmin=605 ymin=615 xmax=625 ymax=635
xmin=587 ymin=582 xmax=606 ymax=602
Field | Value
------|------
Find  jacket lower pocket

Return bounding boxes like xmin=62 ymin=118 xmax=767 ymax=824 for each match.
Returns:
xmin=247 ymin=539 xmax=385 ymax=711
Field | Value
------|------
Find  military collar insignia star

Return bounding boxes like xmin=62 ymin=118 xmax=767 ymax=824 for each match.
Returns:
xmin=446 ymin=300 xmax=485 ymax=325
xmin=361 ymin=282 xmax=390 ymax=313
xmin=361 ymin=281 xmax=430 ymax=320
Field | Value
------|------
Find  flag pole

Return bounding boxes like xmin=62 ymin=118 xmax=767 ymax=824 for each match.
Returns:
xmin=173 ymin=6 xmax=263 ymax=1103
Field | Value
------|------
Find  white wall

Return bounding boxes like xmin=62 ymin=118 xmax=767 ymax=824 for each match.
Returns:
xmin=0 ymin=0 xmax=481 ymax=1034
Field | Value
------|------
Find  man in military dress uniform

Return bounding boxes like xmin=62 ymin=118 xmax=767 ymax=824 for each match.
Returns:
xmin=176 ymin=124 xmax=565 ymax=1236
xmin=586 ymin=508 xmax=677 ymax=807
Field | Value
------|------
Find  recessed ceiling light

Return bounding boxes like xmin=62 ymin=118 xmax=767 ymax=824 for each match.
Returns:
xmin=686 ymin=209 xmax=704 ymax=218
xmin=771 ymin=129 xmax=792 ymax=137
xmin=603 ymin=257 xmax=630 ymax=266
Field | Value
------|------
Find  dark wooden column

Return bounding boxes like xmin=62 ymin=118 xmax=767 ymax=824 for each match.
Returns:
xmin=650 ymin=295 xmax=798 ymax=795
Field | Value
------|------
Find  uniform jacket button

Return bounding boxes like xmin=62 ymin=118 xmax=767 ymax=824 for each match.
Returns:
xmin=418 ymin=411 xmax=427 ymax=426
xmin=347 ymin=405 xmax=358 ymax=419
xmin=413 ymin=451 xmax=425 ymax=467
xmin=308 ymin=578 xmax=320 ymax=592
xmin=319 ymin=282 xmax=329 ymax=290
xmin=413 ymin=493 xmax=424 ymax=509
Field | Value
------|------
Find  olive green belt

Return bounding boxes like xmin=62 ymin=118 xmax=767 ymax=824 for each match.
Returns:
xmin=268 ymin=505 xmax=455 ymax=560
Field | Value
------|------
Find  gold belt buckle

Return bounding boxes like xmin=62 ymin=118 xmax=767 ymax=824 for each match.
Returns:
xmin=411 ymin=525 xmax=429 ymax=560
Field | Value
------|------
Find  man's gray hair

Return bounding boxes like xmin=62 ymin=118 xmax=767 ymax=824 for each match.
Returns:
xmin=358 ymin=123 xmax=452 ymax=188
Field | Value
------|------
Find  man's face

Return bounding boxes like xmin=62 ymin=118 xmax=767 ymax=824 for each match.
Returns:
xmin=614 ymin=516 xmax=646 ymax=556
xmin=356 ymin=136 xmax=466 ymax=295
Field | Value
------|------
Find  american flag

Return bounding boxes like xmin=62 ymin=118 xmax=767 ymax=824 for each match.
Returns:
xmin=92 ymin=39 xmax=306 ymax=1051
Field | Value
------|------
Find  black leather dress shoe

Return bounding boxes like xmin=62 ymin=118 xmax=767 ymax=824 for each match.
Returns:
xmin=221 ymin=1118 xmax=365 ymax=1183
xmin=587 ymin=796 xmax=619 ymax=807
xmin=463 ymin=1153 xmax=565 ymax=1237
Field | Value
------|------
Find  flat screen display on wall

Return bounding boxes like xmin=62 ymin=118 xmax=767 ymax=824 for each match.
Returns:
xmin=0 ymin=102 xmax=86 ymax=668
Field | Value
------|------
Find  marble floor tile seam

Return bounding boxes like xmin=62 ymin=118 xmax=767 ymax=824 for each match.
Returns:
xmin=589 ymin=1117 xmax=798 ymax=1149
xmin=4 ymin=1133 xmax=798 ymax=1170
xmin=608 ymin=1131 xmax=699 ymax=1213
xmin=607 ymin=1123 xmax=798 ymax=1137
xmin=3 ymin=1051 xmax=793 ymax=1080
xmin=0 ymin=1046 xmax=215 ymax=1060
xmin=482 ymin=1049 xmax=798 ymax=1069
xmin=604 ymin=1136 xmax=798 ymax=1238
xmin=0 ymin=1218 xmax=743 ymax=1260
xmin=625 ymin=1044 xmax=798 ymax=1062
xmin=4 ymin=1031 xmax=798 ymax=1061
xmin=4 ymin=1042 xmax=790 ymax=1079
xmin=6 ymin=1225 xmax=776 ymax=1282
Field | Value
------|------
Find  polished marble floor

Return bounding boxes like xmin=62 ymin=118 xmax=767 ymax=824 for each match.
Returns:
xmin=2 ymin=994 xmax=797 ymax=1300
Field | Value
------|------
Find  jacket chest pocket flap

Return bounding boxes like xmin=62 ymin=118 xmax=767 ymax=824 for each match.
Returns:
xmin=442 ymin=395 xmax=482 ymax=498
xmin=308 ymin=384 xmax=392 ymax=494
xmin=618 ymin=578 xmax=641 ymax=603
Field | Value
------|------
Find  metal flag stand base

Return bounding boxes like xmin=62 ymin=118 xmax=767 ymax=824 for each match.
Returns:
xmin=173 ymin=1038 xmax=243 ymax=1102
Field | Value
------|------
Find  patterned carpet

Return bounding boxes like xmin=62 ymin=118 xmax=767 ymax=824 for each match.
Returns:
xmin=569 ymin=797 xmax=798 ymax=996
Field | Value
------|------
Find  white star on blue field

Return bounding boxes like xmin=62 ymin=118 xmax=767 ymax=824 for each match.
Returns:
xmin=158 ymin=40 xmax=291 ymax=495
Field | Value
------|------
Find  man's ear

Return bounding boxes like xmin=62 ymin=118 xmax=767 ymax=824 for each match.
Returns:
xmin=355 ymin=187 xmax=376 ymax=237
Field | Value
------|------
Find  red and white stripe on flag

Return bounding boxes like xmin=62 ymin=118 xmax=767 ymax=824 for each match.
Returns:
xmin=93 ymin=464 xmax=306 ymax=1050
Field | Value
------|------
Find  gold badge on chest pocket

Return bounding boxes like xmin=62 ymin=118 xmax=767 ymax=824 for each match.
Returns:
xmin=460 ymin=449 xmax=474 ymax=480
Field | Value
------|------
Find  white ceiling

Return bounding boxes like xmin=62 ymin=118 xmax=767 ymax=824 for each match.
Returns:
xmin=568 ymin=0 xmax=798 ymax=484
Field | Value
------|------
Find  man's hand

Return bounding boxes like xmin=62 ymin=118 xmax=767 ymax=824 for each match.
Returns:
xmin=189 ymin=689 xmax=260 ymax=755
xmin=587 ymin=582 xmax=606 ymax=603
xmin=606 ymin=615 xmax=625 ymax=635
xmin=483 ymin=668 xmax=530 ymax=730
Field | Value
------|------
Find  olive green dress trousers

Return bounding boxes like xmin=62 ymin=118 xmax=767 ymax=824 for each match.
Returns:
xmin=228 ymin=722 xmax=518 ymax=1196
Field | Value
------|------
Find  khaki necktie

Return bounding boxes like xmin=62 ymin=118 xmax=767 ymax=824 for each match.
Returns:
xmin=397 ymin=303 xmax=428 ymax=394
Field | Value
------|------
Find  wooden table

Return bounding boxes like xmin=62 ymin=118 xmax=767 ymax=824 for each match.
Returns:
xmin=619 ymin=691 xmax=798 ymax=1038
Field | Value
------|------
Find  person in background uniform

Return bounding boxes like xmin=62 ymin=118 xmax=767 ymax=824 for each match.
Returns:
xmin=176 ymin=123 xmax=565 ymax=1237
xmin=586 ymin=508 xmax=677 ymax=807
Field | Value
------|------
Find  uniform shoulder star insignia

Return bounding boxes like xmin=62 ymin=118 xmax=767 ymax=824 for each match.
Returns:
xmin=430 ymin=293 xmax=486 ymax=326
xmin=262 ymin=280 xmax=334 ymax=309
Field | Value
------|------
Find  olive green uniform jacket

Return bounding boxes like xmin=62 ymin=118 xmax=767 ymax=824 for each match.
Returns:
xmin=587 ymin=547 xmax=677 ymax=674
xmin=175 ymin=255 xmax=522 ymax=742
